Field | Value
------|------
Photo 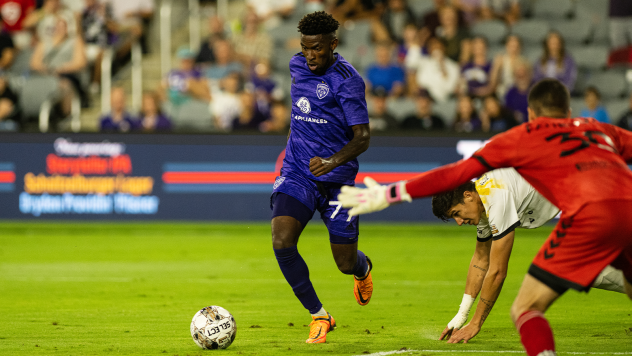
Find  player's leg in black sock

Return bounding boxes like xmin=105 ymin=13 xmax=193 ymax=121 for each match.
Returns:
xmin=331 ymin=242 xmax=368 ymax=277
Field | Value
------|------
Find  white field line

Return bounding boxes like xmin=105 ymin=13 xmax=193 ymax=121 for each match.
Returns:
xmin=353 ymin=350 xmax=632 ymax=356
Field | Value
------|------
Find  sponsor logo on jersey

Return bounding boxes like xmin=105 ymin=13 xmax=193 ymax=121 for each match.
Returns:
xmin=491 ymin=224 xmax=499 ymax=235
xmin=291 ymin=114 xmax=328 ymax=124
xmin=296 ymin=97 xmax=311 ymax=114
xmin=316 ymin=83 xmax=329 ymax=99
xmin=477 ymin=174 xmax=490 ymax=186
xmin=273 ymin=176 xmax=285 ymax=189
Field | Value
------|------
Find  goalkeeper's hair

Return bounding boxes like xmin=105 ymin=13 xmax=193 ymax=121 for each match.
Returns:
xmin=297 ymin=11 xmax=340 ymax=37
xmin=431 ymin=181 xmax=476 ymax=222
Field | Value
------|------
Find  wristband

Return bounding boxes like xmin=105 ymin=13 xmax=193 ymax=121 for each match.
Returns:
xmin=385 ymin=181 xmax=412 ymax=204
xmin=458 ymin=294 xmax=475 ymax=315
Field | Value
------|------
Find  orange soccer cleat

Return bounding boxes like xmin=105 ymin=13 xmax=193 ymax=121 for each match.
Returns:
xmin=306 ymin=312 xmax=336 ymax=343
xmin=354 ymin=256 xmax=373 ymax=306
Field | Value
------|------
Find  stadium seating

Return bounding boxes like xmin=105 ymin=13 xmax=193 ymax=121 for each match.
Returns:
xmin=386 ymin=97 xmax=416 ymax=121
xmin=169 ymin=99 xmax=213 ymax=131
xmin=585 ymin=72 xmax=628 ymax=99
xmin=552 ymin=21 xmax=592 ymax=45
xmin=434 ymin=99 xmax=457 ymax=126
xmin=471 ymin=20 xmax=508 ymax=45
xmin=19 ymin=76 xmax=60 ymax=120
xmin=572 ymin=45 xmax=610 ymax=70
xmin=408 ymin=0 xmax=435 ymax=18
xmin=531 ymin=0 xmax=575 ymax=20
xmin=605 ymin=98 xmax=630 ymax=119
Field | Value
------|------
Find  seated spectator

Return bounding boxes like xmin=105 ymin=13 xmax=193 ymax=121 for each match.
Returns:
xmin=99 ymin=87 xmax=140 ymax=132
xmin=480 ymin=95 xmax=518 ymax=132
xmin=139 ymin=91 xmax=171 ymax=132
xmin=452 ymin=0 xmax=482 ymax=26
xmin=24 ymin=0 xmax=77 ymax=44
xmin=161 ymin=47 xmax=210 ymax=107
xmin=246 ymin=0 xmax=295 ymax=29
xmin=0 ymin=17 xmax=15 ymax=71
xmin=480 ymin=0 xmax=520 ymax=25
xmin=366 ymin=42 xmax=405 ymax=97
xmin=206 ymin=39 xmax=244 ymax=81
xmin=195 ymin=16 xmax=227 ymax=65
xmin=580 ymin=86 xmax=610 ymax=123
xmin=368 ymin=87 xmax=398 ymax=131
xmin=405 ymin=36 xmax=460 ymax=102
xmin=379 ymin=0 xmax=416 ymax=44
xmin=616 ymin=93 xmax=632 ymax=130
xmin=460 ymin=36 xmax=494 ymax=97
xmin=490 ymin=34 xmax=526 ymax=98
xmin=81 ymin=0 xmax=111 ymax=94
xmin=504 ymin=59 xmax=531 ymax=123
xmin=232 ymin=10 xmax=272 ymax=67
xmin=453 ymin=94 xmax=481 ymax=133
xmin=330 ymin=0 xmax=382 ymax=22
xmin=259 ymin=100 xmax=289 ymax=133
xmin=105 ymin=0 xmax=154 ymax=54
xmin=0 ymin=0 xmax=35 ymax=49
xmin=533 ymin=31 xmax=577 ymax=91
xmin=211 ymin=71 xmax=244 ymax=131
xmin=401 ymin=89 xmax=446 ymax=130
xmin=418 ymin=0 xmax=466 ymax=46
xmin=0 ymin=74 xmax=20 ymax=131
xmin=396 ymin=23 xmax=419 ymax=64
xmin=433 ymin=5 xmax=469 ymax=63
xmin=30 ymin=17 xmax=87 ymax=115
xmin=251 ymin=60 xmax=282 ymax=102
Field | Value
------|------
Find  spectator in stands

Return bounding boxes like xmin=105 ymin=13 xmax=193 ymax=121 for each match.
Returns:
xmin=480 ymin=0 xmax=520 ymax=25
xmin=0 ymin=0 xmax=35 ymax=49
xmin=232 ymin=10 xmax=272 ymax=66
xmin=24 ymin=0 xmax=77 ymax=44
xmin=396 ymin=22 xmax=419 ymax=64
xmin=434 ymin=5 xmax=469 ymax=63
xmin=246 ymin=0 xmax=295 ymax=29
xmin=0 ymin=17 xmax=16 ymax=71
xmin=503 ymin=58 xmax=531 ymax=123
xmin=379 ymin=0 xmax=416 ymax=44
xmin=452 ymin=94 xmax=481 ymax=133
xmin=210 ymin=71 xmax=244 ymax=132
xmin=480 ymin=94 xmax=518 ymax=132
xmin=405 ymin=36 xmax=460 ymax=103
xmin=0 ymin=74 xmax=19 ymax=131
xmin=61 ymin=0 xmax=84 ymax=14
xmin=30 ymin=17 xmax=87 ymax=114
xmin=329 ymin=0 xmax=383 ymax=22
xmin=490 ymin=34 xmax=525 ymax=98
xmin=418 ymin=0 xmax=466 ymax=47
xmin=580 ymin=86 xmax=610 ymax=123
xmin=616 ymin=93 xmax=632 ymax=130
xmin=609 ymin=0 xmax=632 ymax=50
xmin=206 ymin=39 xmax=243 ymax=81
xmin=104 ymin=0 xmax=154 ymax=54
xmin=82 ymin=0 xmax=111 ymax=94
xmin=453 ymin=0 xmax=482 ymax=26
xmin=139 ymin=91 xmax=171 ymax=132
xmin=195 ymin=15 xmax=227 ymax=65
xmin=366 ymin=42 xmax=405 ymax=97
xmin=533 ymin=31 xmax=577 ymax=91
xmin=368 ymin=87 xmax=398 ymax=131
xmin=161 ymin=47 xmax=210 ymax=108
xmin=100 ymin=87 xmax=140 ymax=132
xmin=459 ymin=36 xmax=494 ymax=98
xmin=259 ymin=100 xmax=289 ymax=133
xmin=401 ymin=89 xmax=446 ymax=130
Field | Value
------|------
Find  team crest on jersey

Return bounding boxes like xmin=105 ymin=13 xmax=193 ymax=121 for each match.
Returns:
xmin=316 ymin=83 xmax=329 ymax=99
xmin=296 ymin=97 xmax=311 ymax=114
xmin=273 ymin=176 xmax=285 ymax=189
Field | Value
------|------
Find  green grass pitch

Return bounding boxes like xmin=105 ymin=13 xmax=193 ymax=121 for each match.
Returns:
xmin=0 ymin=222 xmax=630 ymax=356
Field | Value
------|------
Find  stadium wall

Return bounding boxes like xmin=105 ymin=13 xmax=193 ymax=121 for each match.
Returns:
xmin=0 ymin=133 xmax=491 ymax=222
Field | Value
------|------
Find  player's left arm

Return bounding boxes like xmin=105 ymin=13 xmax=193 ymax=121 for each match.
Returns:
xmin=447 ymin=231 xmax=515 ymax=344
xmin=310 ymin=123 xmax=370 ymax=176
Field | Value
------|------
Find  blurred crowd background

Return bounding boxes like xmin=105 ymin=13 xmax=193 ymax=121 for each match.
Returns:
xmin=1 ymin=0 xmax=632 ymax=134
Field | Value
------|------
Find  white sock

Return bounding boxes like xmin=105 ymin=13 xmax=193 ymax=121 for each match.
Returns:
xmin=311 ymin=307 xmax=327 ymax=317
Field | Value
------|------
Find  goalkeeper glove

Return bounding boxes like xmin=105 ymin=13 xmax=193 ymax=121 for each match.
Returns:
xmin=338 ymin=176 xmax=412 ymax=216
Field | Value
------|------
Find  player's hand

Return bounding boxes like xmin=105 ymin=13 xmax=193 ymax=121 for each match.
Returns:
xmin=309 ymin=156 xmax=336 ymax=177
xmin=338 ymin=177 xmax=411 ymax=216
xmin=439 ymin=310 xmax=469 ymax=340
xmin=447 ymin=323 xmax=480 ymax=344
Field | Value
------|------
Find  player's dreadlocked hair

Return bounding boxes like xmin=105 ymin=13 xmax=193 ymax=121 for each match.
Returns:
xmin=431 ymin=181 xmax=476 ymax=222
xmin=297 ymin=11 xmax=340 ymax=36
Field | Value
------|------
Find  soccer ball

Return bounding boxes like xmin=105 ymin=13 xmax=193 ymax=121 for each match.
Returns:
xmin=190 ymin=306 xmax=237 ymax=349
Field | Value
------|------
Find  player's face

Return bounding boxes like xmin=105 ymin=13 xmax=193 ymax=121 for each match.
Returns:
xmin=301 ymin=34 xmax=338 ymax=75
xmin=447 ymin=192 xmax=483 ymax=226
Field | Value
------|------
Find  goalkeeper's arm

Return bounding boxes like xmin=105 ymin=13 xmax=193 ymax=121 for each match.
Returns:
xmin=439 ymin=239 xmax=491 ymax=340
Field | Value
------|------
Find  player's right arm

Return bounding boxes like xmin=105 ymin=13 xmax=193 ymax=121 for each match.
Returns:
xmin=604 ymin=123 xmax=632 ymax=163
xmin=439 ymin=239 xmax=491 ymax=340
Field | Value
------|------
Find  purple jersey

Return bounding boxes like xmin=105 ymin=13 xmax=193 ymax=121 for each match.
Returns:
xmin=283 ymin=53 xmax=369 ymax=185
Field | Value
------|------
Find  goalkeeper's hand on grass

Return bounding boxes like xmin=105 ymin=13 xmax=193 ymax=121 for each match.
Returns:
xmin=337 ymin=176 xmax=411 ymax=217
xmin=439 ymin=294 xmax=474 ymax=341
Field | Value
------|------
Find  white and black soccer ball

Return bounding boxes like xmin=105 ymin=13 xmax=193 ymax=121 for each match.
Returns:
xmin=190 ymin=306 xmax=237 ymax=349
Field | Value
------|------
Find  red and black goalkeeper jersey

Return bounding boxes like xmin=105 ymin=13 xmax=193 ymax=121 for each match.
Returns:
xmin=405 ymin=117 xmax=632 ymax=215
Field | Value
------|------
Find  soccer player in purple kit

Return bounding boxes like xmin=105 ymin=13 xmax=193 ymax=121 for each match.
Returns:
xmin=270 ymin=11 xmax=373 ymax=344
